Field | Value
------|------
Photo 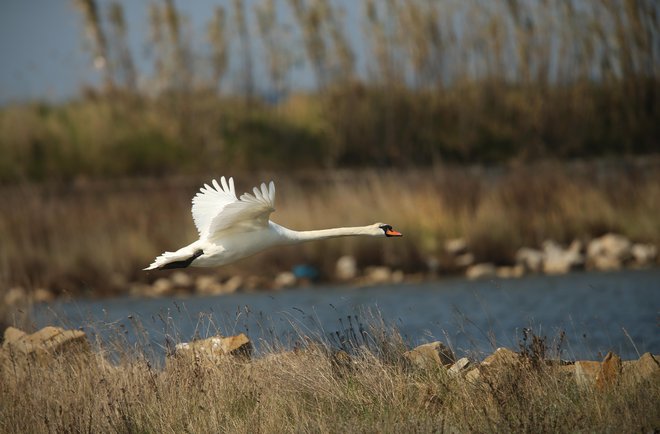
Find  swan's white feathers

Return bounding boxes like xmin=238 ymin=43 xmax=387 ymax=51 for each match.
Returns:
xmin=191 ymin=177 xmax=276 ymax=240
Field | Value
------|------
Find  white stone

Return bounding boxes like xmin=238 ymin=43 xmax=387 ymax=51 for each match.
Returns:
xmin=515 ymin=247 xmax=544 ymax=273
xmin=496 ymin=265 xmax=525 ymax=279
xmin=274 ymin=272 xmax=297 ymax=289
xmin=170 ymin=271 xmax=193 ymax=288
xmin=448 ymin=357 xmax=471 ymax=377
xmin=445 ymin=238 xmax=468 ymax=256
xmin=455 ymin=252 xmax=475 ymax=268
xmin=222 ymin=275 xmax=244 ymax=293
xmin=335 ymin=255 xmax=358 ymax=280
xmin=587 ymin=233 xmax=632 ymax=261
xmin=364 ymin=266 xmax=392 ymax=284
xmin=542 ymin=239 xmax=584 ymax=274
xmin=631 ymin=243 xmax=657 ymax=265
xmin=466 ymin=263 xmax=497 ymax=280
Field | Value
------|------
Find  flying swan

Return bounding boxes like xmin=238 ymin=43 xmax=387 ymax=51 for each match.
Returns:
xmin=144 ymin=176 xmax=402 ymax=270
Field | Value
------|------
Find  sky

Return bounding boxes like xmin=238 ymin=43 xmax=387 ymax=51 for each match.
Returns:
xmin=0 ymin=0 xmax=368 ymax=105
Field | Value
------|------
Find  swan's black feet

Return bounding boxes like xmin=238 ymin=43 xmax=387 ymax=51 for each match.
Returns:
xmin=161 ymin=249 xmax=203 ymax=270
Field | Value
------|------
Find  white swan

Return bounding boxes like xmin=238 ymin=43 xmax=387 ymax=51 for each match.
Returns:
xmin=144 ymin=176 xmax=402 ymax=270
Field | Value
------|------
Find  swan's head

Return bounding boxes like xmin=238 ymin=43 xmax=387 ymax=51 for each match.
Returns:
xmin=374 ymin=223 xmax=403 ymax=237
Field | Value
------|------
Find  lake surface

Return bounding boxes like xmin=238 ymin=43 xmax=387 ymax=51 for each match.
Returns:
xmin=33 ymin=269 xmax=660 ymax=361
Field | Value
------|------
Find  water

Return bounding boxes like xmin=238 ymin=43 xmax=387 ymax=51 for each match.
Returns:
xmin=33 ymin=269 xmax=660 ymax=361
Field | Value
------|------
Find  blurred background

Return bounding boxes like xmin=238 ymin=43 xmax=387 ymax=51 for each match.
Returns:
xmin=0 ymin=0 xmax=658 ymax=305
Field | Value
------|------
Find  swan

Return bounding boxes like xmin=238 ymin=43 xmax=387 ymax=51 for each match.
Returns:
xmin=144 ymin=176 xmax=402 ymax=270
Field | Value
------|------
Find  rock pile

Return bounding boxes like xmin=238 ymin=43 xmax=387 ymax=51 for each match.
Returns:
xmin=401 ymin=341 xmax=659 ymax=390
xmin=443 ymin=233 xmax=657 ymax=280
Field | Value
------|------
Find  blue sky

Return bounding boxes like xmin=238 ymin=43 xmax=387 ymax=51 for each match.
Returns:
xmin=0 ymin=0 xmax=369 ymax=105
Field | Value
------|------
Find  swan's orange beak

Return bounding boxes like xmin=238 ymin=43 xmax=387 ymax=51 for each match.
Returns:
xmin=385 ymin=229 xmax=402 ymax=237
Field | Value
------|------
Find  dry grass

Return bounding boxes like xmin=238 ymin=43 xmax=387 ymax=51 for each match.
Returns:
xmin=1 ymin=319 xmax=658 ymax=433
xmin=1 ymin=161 xmax=659 ymax=298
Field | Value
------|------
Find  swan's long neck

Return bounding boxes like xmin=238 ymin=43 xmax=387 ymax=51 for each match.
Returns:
xmin=274 ymin=223 xmax=376 ymax=244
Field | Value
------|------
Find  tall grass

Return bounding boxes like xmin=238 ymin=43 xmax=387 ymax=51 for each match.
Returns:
xmin=1 ymin=317 xmax=658 ymax=433
xmin=1 ymin=0 xmax=656 ymax=182
xmin=1 ymin=161 xmax=658 ymax=297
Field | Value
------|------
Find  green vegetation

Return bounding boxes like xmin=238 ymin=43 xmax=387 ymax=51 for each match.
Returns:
xmin=1 ymin=0 xmax=657 ymax=182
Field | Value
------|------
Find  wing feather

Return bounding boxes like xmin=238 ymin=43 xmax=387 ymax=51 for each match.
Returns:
xmin=191 ymin=176 xmax=276 ymax=240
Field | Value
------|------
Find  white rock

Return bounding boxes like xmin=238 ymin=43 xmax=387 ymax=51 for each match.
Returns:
xmin=364 ymin=266 xmax=392 ymax=284
xmin=445 ymin=238 xmax=468 ymax=256
xmin=455 ymin=252 xmax=475 ymax=268
xmin=195 ymin=275 xmax=218 ymax=293
xmin=33 ymin=288 xmax=55 ymax=303
xmin=4 ymin=287 xmax=27 ymax=306
xmin=448 ymin=357 xmax=472 ymax=377
xmin=542 ymin=240 xmax=584 ymax=274
xmin=587 ymin=233 xmax=632 ymax=261
xmin=496 ymin=265 xmax=525 ymax=279
xmin=151 ymin=278 xmax=174 ymax=297
xmin=335 ymin=255 xmax=358 ymax=280
xmin=170 ymin=271 xmax=193 ymax=288
xmin=631 ymin=243 xmax=657 ymax=265
xmin=466 ymin=263 xmax=497 ymax=280
xmin=274 ymin=272 xmax=297 ymax=289
xmin=391 ymin=270 xmax=405 ymax=283
xmin=515 ymin=247 xmax=544 ymax=273
xmin=222 ymin=275 xmax=244 ymax=293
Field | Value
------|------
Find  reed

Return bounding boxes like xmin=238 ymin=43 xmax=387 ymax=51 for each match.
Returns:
xmin=0 ymin=161 xmax=658 ymax=298
xmin=1 ymin=316 xmax=658 ymax=433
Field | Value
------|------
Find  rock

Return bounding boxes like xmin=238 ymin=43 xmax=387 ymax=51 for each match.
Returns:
xmin=596 ymin=351 xmax=622 ymax=390
xmin=465 ymin=368 xmax=481 ymax=383
xmin=622 ymin=352 xmax=659 ymax=385
xmin=448 ymin=357 xmax=471 ymax=377
xmin=170 ymin=271 xmax=193 ymax=288
xmin=391 ymin=269 xmax=405 ymax=283
xmin=244 ymin=275 xmax=268 ymax=291
xmin=481 ymin=347 xmax=519 ymax=370
xmin=195 ymin=275 xmax=217 ymax=294
xmin=336 ymin=255 xmax=358 ymax=280
xmin=404 ymin=341 xmax=455 ymax=369
xmin=174 ymin=333 xmax=252 ymax=363
xmin=542 ymin=240 xmax=584 ymax=274
xmin=3 ymin=326 xmax=89 ymax=356
xmin=222 ymin=275 xmax=244 ymax=293
xmin=496 ymin=265 xmax=525 ymax=279
xmin=515 ymin=248 xmax=544 ymax=273
xmin=454 ymin=253 xmax=475 ymax=268
xmin=574 ymin=361 xmax=601 ymax=387
xmin=150 ymin=277 xmax=174 ymax=297
xmin=364 ymin=266 xmax=392 ymax=284
xmin=587 ymin=233 xmax=632 ymax=270
xmin=466 ymin=263 xmax=496 ymax=280
xmin=4 ymin=287 xmax=27 ymax=306
xmin=590 ymin=255 xmax=623 ymax=271
xmin=33 ymin=288 xmax=55 ymax=303
xmin=3 ymin=326 xmax=26 ymax=346
xmin=631 ymin=243 xmax=657 ymax=265
xmin=274 ymin=271 xmax=297 ymax=289
xmin=129 ymin=283 xmax=151 ymax=297
xmin=445 ymin=238 xmax=468 ymax=256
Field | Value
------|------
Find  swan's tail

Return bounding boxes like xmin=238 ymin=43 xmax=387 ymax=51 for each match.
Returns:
xmin=144 ymin=248 xmax=203 ymax=270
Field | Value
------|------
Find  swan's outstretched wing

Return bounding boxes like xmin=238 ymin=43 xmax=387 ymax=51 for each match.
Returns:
xmin=191 ymin=177 xmax=276 ymax=239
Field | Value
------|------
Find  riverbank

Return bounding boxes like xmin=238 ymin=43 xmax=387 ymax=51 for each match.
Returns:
xmin=1 ymin=160 xmax=659 ymax=303
xmin=1 ymin=324 xmax=658 ymax=433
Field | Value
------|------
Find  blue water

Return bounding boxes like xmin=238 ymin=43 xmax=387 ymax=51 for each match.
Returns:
xmin=33 ymin=269 xmax=660 ymax=361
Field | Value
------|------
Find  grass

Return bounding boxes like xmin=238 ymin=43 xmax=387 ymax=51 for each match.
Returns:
xmin=1 ymin=315 xmax=658 ymax=433
xmin=1 ymin=160 xmax=659 ymax=298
